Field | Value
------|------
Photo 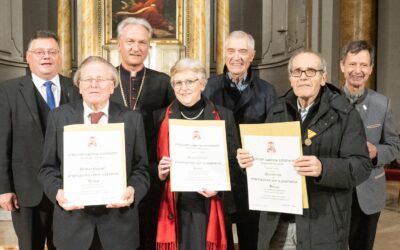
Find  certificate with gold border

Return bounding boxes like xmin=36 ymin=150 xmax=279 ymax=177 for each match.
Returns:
xmin=240 ymin=121 xmax=308 ymax=215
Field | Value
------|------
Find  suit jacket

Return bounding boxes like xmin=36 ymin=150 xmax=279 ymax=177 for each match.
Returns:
xmin=352 ymin=89 xmax=400 ymax=214
xmin=0 ymin=74 xmax=79 ymax=207
xmin=37 ymin=100 xmax=150 ymax=250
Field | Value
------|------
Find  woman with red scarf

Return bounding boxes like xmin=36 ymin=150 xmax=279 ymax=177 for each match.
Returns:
xmin=155 ymin=58 xmax=240 ymax=250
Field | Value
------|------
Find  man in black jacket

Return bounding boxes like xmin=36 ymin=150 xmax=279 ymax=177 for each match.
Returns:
xmin=0 ymin=30 xmax=79 ymax=250
xmin=237 ymin=50 xmax=372 ymax=249
xmin=204 ymin=30 xmax=277 ymax=250
xmin=110 ymin=17 xmax=175 ymax=249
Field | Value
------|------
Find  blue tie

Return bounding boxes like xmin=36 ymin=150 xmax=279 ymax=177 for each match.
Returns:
xmin=44 ymin=81 xmax=56 ymax=110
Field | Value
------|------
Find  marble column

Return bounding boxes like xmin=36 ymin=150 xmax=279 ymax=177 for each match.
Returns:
xmin=188 ymin=0 xmax=206 ymax=67
xmin=79 ymin=0 xmax=98 ymax=64
xmin=57 ymin=0 xmax=72 ymax=77
xmin=216 ymin=0 xmax=229 ymax=74
xmin=340 ymin=0 xmax=376 ymax=89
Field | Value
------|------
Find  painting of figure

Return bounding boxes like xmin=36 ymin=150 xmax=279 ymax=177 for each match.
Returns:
xmin=112 ymin=0 xmax=176 ymax=39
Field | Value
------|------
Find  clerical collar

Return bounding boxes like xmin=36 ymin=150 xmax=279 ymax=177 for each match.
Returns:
xmin=343 ymin=85 xmax=365 ymax=104
xmin=120 ymin=65 xmax=145 ymax=78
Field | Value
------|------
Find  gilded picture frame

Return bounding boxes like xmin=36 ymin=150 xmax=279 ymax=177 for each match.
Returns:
xmin=105 ymin=0 xmax=183 ymax=44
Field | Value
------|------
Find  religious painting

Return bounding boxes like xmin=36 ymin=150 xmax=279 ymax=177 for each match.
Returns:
xmin=106 ymin=0 xmax=182 ymax=43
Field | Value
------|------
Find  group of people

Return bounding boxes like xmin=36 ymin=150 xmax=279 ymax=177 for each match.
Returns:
xmin=0 ymin=16 xmax=399 ymax=250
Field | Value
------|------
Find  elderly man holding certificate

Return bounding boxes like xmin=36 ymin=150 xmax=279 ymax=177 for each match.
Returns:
xmin=237 ymin=50 xmax=372 ymax=250
xmin=38 ymin=56 xmax=150 ymax=250
xmin=155 ymin=58 xmax=240 ymax=250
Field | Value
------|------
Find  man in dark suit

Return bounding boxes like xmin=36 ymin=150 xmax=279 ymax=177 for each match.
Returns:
xmin=38 ymin=56 xmax=150 ymax=250
xmin=0 ymin=30 xmax=79 ymax=250
xmin=203 ymin=30 xmax=277 ymax=250
xmin=111 ymin=17 xmax=175 ymax=249
xmin=341 ymin=40 xmax=400 ymax=250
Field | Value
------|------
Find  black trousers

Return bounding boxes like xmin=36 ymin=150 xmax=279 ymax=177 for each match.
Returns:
xmin=11 ymin=195 xmax=55 ymax=250
xmin=349 ymin=192 xmax=381 ymax=250
xmin=234 ymin=210 xmax=260 ymax=250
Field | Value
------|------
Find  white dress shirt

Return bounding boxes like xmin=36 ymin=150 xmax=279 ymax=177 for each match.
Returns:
xmin=83 ymin=101 xmax=110 ymax=124
xmin=31 ymin=73 xmax=61 ymax=107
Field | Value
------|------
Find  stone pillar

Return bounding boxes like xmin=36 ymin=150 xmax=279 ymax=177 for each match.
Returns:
xmin=305 ymin=0 xmax=312 ymax=49
xmin=340 ymin=0 xmax=376 ymax=89
xmin=216 ymin=0 xmax=229 ymax=74
xmin=57 ymin=0 xmax=72 ymax=77
xmin=79 ymin=0 xmax=98 ymax=64
xmin=188 ymin=0 xmax=206 ymax=66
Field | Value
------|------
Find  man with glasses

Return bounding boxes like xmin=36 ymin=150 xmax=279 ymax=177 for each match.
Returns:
xmin=340 ymin=40 xmax=400 ymax=250
xmin=111 ymin=17 xmax=175 ymax=249
xmin=37 ymin=56 xmax=149 ymax=250
xmin=237 ymin=50 xmax=372 ymax=249
xmin=204 ymin=30 xmax=277 ymax=250
xmin=0 ymin=30 xmax=79 ymax=250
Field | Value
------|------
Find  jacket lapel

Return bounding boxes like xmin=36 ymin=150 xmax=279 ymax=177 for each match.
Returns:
xmin=18 ymin=75 xmax=42 ymax=132
xmin=355 ymin=90 xmax=370 ymax=123
xmin=108 ymin=102 xmax=123 ymax=123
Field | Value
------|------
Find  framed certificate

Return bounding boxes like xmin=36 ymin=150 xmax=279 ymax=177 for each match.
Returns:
xmin=169 ymin=119 xmax=231 ymax=192
xmin=240 ymin=121 xmax=308 ymax=215
xmin=63 ymin=123 xmax=126 ymax=206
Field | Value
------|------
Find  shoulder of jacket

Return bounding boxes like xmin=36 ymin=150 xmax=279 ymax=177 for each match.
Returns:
xmin=366 ymin=89 xmax=389 ymax=103
xmin=324 ymin=84 xmax=353 ymax=114
xmin=1 ymin=76 xmax=27 ymax=88
xmin=59 ymin=75 xmax=74 ymax=85
xmin=269 ymin=98 xmax=287 ymax=113
xmin=146 ymin=68 xmax=170 ymax=79
xmin=207 ymin=74 xmax=224 ymax=84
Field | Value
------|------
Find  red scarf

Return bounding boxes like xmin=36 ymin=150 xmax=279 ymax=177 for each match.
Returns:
xmin=156 ymin=103 xmax=227 ymax=250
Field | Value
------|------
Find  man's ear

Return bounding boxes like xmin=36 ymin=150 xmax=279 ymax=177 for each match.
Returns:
xmin=250 ymin=50 xmax=256 ymax=62
xmin=340 ymin=60 xmax=345 ymax=73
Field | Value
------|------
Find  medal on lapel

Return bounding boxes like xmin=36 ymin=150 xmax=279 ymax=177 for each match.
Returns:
xmin=304 ymin=129 xmax=316 ymax=146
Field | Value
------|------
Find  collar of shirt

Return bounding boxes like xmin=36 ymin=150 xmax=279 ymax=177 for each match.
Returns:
xmin=31 ymin=73 xmax=61 ymax=107
xmin=297 ymin=99 xmax=314 ymax=122
xmin=227 ymin=72 xmax=248 ymax=92
xmin=83 ymin=101 xmax=110 ymax=124
xmin=342 ymin=85 xmax=365 ymax=104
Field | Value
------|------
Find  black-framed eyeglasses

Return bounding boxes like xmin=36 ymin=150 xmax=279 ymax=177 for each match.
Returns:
xmin=290 ymin=68 xmax=323 ymax=78
xmin=172 ymin=78 xmax=199 ymax=90
xmin=29 ymin=49 xmax=59 ymax=58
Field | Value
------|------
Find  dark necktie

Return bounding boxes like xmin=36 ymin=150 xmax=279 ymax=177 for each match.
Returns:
xmin=90 ymin=112 xmax=105 ymax=124
xmin=44 ymin=81 xmax=55 ymax=110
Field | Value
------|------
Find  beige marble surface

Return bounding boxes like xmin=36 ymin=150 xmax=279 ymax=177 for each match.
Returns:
xmin=216 ymin=0 xmax=229 ymax=75
xmin=57 ymin=0 xmax=72 ymax=77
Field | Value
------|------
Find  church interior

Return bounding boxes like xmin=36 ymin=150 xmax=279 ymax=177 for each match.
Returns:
xmin=1 ymin=0 xmax=400 ymax=249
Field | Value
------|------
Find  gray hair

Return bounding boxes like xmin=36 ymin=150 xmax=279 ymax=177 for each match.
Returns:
xmin=288 ymin=49 xmax=327 ymax=75
xmin=117 ymin=17 xmax=153 ymax=40
xmin=225 ymin=30 xmax=255 ymax=51
xmin=73 ymin=56 xmax=119 ymax=88
xmin=170 ymin=58 xmax=207 ymax=82
xmin=341 ymin=40 xmax=375 ymax=65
